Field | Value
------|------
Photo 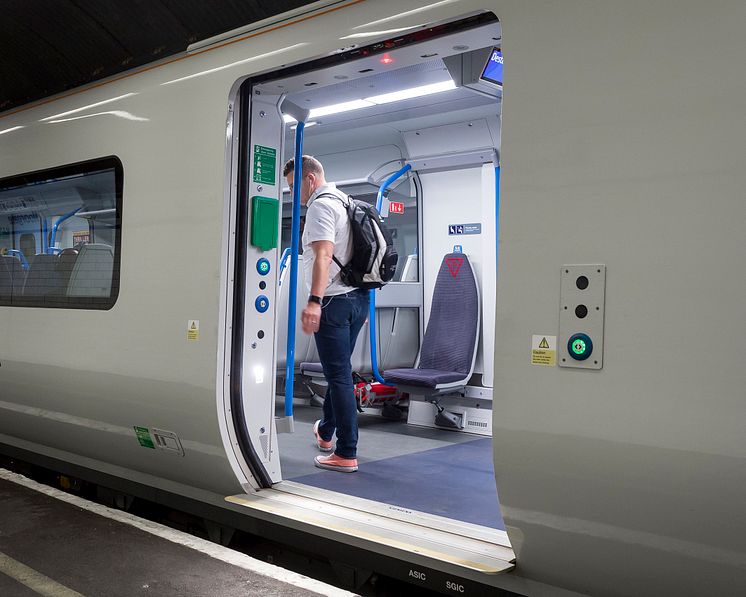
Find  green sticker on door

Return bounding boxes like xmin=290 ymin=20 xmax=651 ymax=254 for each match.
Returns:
xmin=134 ymin=426 xmax=155 ymax=449
xmin=253 ymin=145 xmax=277 ymax=185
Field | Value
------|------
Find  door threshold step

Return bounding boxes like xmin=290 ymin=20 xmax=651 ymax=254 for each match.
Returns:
xmin=226 ymin=489 xmax=514 ymax=575
xmin=276 ymin=480 xmax=511 ymax=548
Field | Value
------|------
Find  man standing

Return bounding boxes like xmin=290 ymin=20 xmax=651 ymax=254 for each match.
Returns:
xmin=283 ymin=155 xmax=369 ymax=473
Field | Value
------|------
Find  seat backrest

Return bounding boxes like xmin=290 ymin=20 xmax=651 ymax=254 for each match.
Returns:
xmin=275 ymin=259 xmax=316 ymax=370
xmin=56 ymin=248 xmax=79 ymax=288
xmin=23 ymin=254 xmax=63 ymax=297
xmin=67 ymin=244 xmax=114 ymax=297
xmin=0 ymin=255 xmax=12 ymax=300
xmin=3 ymin=257 xmax=26 ymax=297
xmin=418 ymin=253 xmax=479 ymax=376
xmin=1 ymin=255 xmax=26 ymax=300
xmin=400 ymin=253 xmax=419 ymax=282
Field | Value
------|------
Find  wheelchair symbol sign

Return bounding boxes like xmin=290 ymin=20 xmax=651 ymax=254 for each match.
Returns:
xmin=448 ymin=224 xmax=464 ymax=235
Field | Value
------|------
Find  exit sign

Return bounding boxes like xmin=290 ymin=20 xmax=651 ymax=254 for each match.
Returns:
xmin=389 ymin=201 xmax=405 ymax=214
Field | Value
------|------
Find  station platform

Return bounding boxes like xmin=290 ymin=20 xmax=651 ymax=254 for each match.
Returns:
xmin=0 ymin=469 xmax=353 ymax=597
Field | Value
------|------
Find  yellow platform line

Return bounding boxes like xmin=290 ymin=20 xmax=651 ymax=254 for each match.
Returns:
xmin=0 ymin=552 xmax=84 ymax=597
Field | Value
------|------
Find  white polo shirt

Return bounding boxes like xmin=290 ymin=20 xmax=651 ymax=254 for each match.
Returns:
xmin=302 ymin=182 xmax=356 ymax=296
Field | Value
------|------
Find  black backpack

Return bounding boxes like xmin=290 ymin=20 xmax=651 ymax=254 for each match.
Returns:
xmin=317 ymin=193 xmax=398 ymax=290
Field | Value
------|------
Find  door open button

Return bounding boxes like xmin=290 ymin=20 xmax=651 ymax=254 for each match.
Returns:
xmin=568 ymin=333 xmax=593 ymax=361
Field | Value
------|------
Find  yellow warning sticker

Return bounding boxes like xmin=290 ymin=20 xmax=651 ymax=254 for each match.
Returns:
xmin=187 ymin=320 xmax=200 ymax=341
xmin=531 ymin=335 xmax=556 ymax=366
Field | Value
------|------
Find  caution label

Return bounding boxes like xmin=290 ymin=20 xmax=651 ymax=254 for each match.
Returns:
xmin=187 ymin=319 xmax=200 ymax=341
xmin=531 ymin=335 xmax=556 ymax=366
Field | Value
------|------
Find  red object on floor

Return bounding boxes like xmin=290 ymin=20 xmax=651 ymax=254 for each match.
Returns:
xmin=355 ymin=381 xmax=398 ymax=407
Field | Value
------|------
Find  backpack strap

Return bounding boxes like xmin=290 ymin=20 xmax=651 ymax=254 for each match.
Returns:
xmin=312 ymin=192 xmax=352 ymax=274
xmin=315 ymin=191 xmax=351 ymax=208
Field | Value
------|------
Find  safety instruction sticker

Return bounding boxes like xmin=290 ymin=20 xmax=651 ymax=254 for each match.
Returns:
xmin=252 ymin=145 xmax=277 ymax=185
xmin=448 ymin=223 xmax=482 ymax=235
xmin=134 ymin=426 xmax=155 ymax=449
xmin=531 ymin=335 xmax=556 ymax=366
xmin=187 ymin=320 xmax=200 ymax=341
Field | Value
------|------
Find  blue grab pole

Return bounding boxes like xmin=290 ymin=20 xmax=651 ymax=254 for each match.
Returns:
xmin=7 ymin=249 xmax=29 ymax=270
xmin=49 ymin=207 xmax=81 ymax=253
xmin=284 ymin=121 xmax=305 ymax=418
xmin=369 ymin=163 xmax=412 ymax=385
xmin=495 ymin=166 xmax=500 ymax=275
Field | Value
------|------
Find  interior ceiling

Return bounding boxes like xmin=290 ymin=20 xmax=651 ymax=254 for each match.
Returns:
xmin=0 ymin=0 xmax=315 ymax=113
xmin=280 ymin=56 xmax=499 ymax=138
xmin=272 ymin=21 xmax=502 ymax=139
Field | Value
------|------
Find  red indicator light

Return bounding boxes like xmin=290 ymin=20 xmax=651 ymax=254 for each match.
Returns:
xmin=380 ymin=54 xmax=394 ymax=65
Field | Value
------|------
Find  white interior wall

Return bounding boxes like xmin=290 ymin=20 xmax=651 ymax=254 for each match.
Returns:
xmin=404 ymin=118 xmax=497 ymax=158
xmin=404 ymin=117 xmax=499 ymax=387
xmin=419 ymin=167 xmax=494 ymax=382
xmin=294 ymin=112 xmax=500 ymax=386
xmin=479 ymin=164 xmax=496 ymax=387
xmin=58 ymin=216 xmax=90 ymax=249
xmin=290 ymin=124 xmax=406 ymax=182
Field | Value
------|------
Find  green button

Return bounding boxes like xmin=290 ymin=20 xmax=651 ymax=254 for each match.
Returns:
xmin=572 ymin=339 xmax=587 ymax=355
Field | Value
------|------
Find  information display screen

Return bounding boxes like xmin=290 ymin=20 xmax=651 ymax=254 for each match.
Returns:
xmin=480 ymin=48 xmax=503 ymax=86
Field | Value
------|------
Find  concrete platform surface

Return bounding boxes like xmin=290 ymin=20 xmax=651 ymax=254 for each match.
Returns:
xmin=0 ymin=469 xmax=355 ymax=597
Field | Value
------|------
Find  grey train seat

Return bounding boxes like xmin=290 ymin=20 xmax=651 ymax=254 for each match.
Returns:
xmin=0 ymin=255 xmax=26 ymax=300
xmin=0 ymin=256 xmax=13 ymax=299
xmin=385 ymin=252 xmax=480 ymax=427
xmin=57 ymin=248 xmax=80 ymax=289
xmin=275 ymin=257 xmax=318 ymax=371
xmin=66 ymin=244 xmax=114 ymax=297
xmin=298 ymin=254 xmax=422 ymax=406
xmin=23 ymin=254 xmax=63 ymax=297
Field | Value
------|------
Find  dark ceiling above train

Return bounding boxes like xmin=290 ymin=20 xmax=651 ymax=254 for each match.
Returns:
xmin=0 ymin=0 xmax=316 ymax=114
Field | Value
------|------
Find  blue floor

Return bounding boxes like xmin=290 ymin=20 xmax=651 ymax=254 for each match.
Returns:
xmin=290 ymin=438 xmax=505 ymax=530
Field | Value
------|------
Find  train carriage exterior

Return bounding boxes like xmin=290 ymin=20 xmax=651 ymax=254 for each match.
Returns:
xmin=1 ymin=1 xmax=745 ymax=596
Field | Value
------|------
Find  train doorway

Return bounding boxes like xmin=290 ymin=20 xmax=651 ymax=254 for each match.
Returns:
xmin=226 ymin=12 xmax=512 ymax=569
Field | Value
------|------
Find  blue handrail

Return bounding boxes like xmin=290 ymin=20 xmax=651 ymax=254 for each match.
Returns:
xmin=278 ymin=247 xmax=291 ymax=286
xmin=369 ymin=163 xmax=412 ymax=385
xmin=49 ymin=207 xmax=81 ymax=253
xmin=6 ymin=249 xmax=29 ymax=270
xmin=495 ymin=165 xmax=500 ymax=276
xmin=284 ymin=121 xmax=305 ymax=419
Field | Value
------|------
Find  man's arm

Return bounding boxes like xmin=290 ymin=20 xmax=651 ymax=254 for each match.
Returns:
xmin=301 ymin=239 xmax=334 ymax=334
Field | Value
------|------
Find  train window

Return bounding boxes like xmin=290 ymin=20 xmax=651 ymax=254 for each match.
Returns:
xmin=0 ymin=156 xmax=122 ymax=309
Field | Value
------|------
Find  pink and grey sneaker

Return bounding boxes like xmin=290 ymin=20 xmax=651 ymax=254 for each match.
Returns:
xmin=313 ymin=420 xmax=333 ymax=452
xmin=314 ymin=453 xmax=358 ymax=473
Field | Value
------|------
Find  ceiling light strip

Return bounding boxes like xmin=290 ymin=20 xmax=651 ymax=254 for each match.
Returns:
xmin=283 ymin=79 xmax=457 ymax=122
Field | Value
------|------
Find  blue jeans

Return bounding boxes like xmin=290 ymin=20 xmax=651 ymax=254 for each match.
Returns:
xmin=314 ymin=288 xmax=369 ymax=459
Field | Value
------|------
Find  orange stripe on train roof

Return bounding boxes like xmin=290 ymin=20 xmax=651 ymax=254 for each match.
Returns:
xmin=0 ymin=0 xmax=367 ymax=121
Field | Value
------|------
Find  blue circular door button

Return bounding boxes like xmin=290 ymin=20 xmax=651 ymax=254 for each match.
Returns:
xmin=256 ymin=258 xmax=271 ymax=276
xmin=255 ymin=295 xmax=270 ymax=313
xmin=568 ymin=333 xmax=593 ymax=361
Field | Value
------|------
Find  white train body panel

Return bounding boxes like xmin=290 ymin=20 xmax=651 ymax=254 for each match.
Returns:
xmin=0 ymin=1 xmax=744 ymax=596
